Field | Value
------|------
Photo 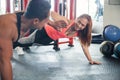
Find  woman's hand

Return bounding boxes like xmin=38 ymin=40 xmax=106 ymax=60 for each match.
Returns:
xmin=89 ymin=60 xmax=101 ymax=65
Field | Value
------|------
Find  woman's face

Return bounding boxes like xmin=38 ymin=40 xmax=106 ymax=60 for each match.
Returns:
xmin=75 ymin=17 xmax=88 ymax=31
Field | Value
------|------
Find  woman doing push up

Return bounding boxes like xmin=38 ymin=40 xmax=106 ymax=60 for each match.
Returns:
xmin=18 ymin=14 xmax=101 ymax=65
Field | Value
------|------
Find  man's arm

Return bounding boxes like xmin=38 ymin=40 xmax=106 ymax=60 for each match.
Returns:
xmin=0 ymin=38 xmax=13 ymax=80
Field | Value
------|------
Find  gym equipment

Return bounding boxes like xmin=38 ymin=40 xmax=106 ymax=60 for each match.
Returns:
xmin=103 ymin=25 xmax=120 ymax=42
xmin=100 ymin=41 xmax=114 ymax=57
xmin=92 ymin=33 xmax=104 ymax=44
xmin=53 ymin=38 xmax=74 ymax=51
xmin=114 ymin=42 xmax=120 ymax=58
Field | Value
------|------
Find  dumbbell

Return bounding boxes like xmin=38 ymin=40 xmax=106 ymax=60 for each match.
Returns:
xmin=100 ymin=41 xmax=114 ymax=57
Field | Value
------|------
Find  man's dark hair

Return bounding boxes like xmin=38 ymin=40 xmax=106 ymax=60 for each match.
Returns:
xmin=24 ymin=0 xmax=51 ymax=21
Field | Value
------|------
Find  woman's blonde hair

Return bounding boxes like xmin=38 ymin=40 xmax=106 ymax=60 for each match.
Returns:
xmin=77 ymin=14 xmax=92 ymax=46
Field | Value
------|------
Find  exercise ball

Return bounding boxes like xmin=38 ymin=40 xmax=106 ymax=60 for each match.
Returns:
xmin=100 ymin=41 xmax=114 ymax=57
xmin=114 ymin=42 xmax=120 ymax=58
xmin=103 ymin=25 xmax=120 ymax=42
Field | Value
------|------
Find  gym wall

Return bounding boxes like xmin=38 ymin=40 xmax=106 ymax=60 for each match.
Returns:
xmin=104 ymin=0 xmax=120 ymax=27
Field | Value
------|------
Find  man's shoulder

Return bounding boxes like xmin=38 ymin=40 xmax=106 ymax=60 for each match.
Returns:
xmin=0 ymin=13 xmax=16 ymax=20
xmin=0 ymin=13 xmax=17 ymax=32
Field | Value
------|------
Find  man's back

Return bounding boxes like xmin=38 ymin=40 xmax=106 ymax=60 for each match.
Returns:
xmin=0 ymin=13 xmax=18 ymax=42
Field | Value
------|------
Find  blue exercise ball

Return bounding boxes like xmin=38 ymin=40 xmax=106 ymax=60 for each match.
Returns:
xmin=103 ymin=25 xmax=120 ymax=42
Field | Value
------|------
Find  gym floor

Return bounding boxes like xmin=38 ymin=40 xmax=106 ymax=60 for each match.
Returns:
xmin=12 ymin=38 xmax=120 ymax=80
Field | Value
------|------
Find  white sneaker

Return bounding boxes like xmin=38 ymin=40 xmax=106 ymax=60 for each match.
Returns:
xmin=15 ymin=47 xmax=24 ymax=55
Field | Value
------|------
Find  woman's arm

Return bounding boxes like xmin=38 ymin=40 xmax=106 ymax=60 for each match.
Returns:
xmin=81 ymin=43 xmax=101 ymax=65
xmin=47 ymin=20 xmax=67 ymax=32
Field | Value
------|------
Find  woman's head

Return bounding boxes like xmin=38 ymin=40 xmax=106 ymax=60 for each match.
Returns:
xmin=76 ymin=14 xmax=92 ymax=46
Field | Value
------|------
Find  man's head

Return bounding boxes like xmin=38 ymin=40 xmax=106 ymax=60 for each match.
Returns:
xmin=24 ymin=0 xmax=50 ymax=21
xmin=22 ymin=0 xmax=51 ymax=31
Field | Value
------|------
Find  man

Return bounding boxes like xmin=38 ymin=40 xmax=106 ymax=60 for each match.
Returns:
xmin=0 ymin=0 xmax=51 ymax=80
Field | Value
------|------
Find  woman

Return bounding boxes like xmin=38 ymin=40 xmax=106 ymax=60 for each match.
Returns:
xmin=18 ymin=14 xmax=101 ymax=65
